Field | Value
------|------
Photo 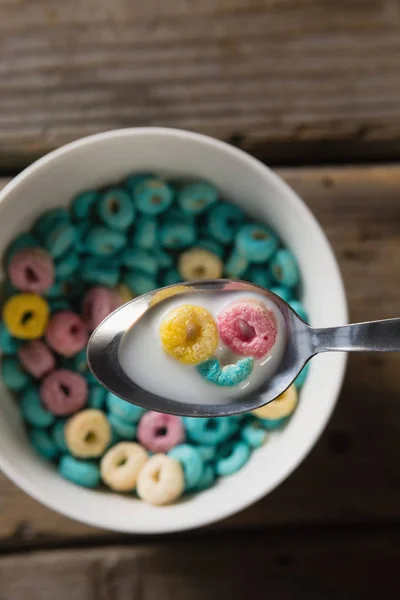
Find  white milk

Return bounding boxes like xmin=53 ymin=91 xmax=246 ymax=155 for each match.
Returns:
xmin=118 ymin=291 xmax=286 ymax=406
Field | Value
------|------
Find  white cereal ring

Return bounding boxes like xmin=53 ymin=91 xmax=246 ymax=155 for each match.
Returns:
xmin=65 ymin=409 xmax=111 ymax=458
xmin=178 ymin=248 xmax=223 ymax=281
xmin=100 ymin=442 xmax=148 ymax=492
xmin=136 ymin=453 xmax=185 ymax=506
xmin=251 ymin=384 xmax=298 ymax=420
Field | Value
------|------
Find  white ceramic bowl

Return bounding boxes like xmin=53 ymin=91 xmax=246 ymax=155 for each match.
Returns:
xmin=0 ymin=128 xmax=347 ymax=534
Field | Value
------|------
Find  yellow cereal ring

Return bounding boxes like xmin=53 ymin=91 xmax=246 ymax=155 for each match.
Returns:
xmin=178 ymin=248 xmax=223 ymax=280
xmin=149 ymin=285 xmax=189 ymax=308
xmin=65 ymin=409 xmax=111 ymax=458
xmin=116 ymin=283 xmax=135 ymax=304
xmin=160 ymin=304 xmax=218 ymax=364
xmin=136 ymin=453 xmax=184 ymax=506
xmin=251 ymin=384 xmax=298 ymax=420
xmin=100 ymin=442 xmax=148 ymax=491
xmin=3 ymin=293 xmax=49 ymax=339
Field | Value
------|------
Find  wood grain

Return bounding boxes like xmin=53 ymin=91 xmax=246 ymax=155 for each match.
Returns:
xmin=0 ymin=164 xmax=399 ymax=547
xmin=1 ymin=0 xmax=400 ymax=165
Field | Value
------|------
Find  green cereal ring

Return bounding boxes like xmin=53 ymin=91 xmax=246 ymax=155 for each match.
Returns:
xmin=183 ymin=417 xmax=233 ymax=446
xmin=196 ymin=239 xmax=225 ymax=258
xmin=0 ymin=322 xmax=21 ymax=354
xmin=97 ymin=188 xmax=135 ymax=231
xmin=122 ymin=249 xmax=158 ymax=275
xmin=192 ymin=464 xmax=216 ymax=492
xmin=235 ymin=224 xmax=279 ymax=263
xmin=45 ymin=278 xmax=85 ymax=300
xmin=106 ymin=392 xmax=145 ymax=423
xmin=52 ymin=419 xmax=68 ymax=452
xmin=135 ymin=178 xmax=174 ymax=216
xmin=82 ymin=257 xmax=120 ymax=287
xmin=124 ymin=172 xmax=154 ymax=196
xmin=34 ymin=208 xmax=69 ymax=239
xmin=295 ymin=362 xmax=310 ymax=389
xmin=244 ymin=266 xmax=272 ymax=289
xmin=76 ymin=222 xmax=90 ymax=254
xmin=5 ymin=232 xmax=40 ymax=265
xmin=178 ymin=181 xmax=218 ymax=215
xmin=71 ymin=190 xmax=99 ymax=221
xmin=59 ymin=455 xmax=101 ymax=488
xmin=44 ymin=222 xmax=77 ymax=259
xmin=86 ymin=226 xmax=126 ymax=257
xmin=160 ymin=219 xmax=196 ymax=250
xmin=30 ymin=428 xmax=59 ymax=460
xmin=162 ymin=269 xmax=182 ymax=287
xmin=289 ymin=299 xmax=308 ymax=323
xmin=207 ymin=202 xmax=244 ymax=244
xmin=108 ymin=413 xmax=137 ymax=440
xmin=225 ymin=249 xmax=249 ymax=278
xmin=55 ymin=250 xmax=79 ymax=280
xmin=87 ymin=385 xmax=107 ymax=410
xmin=269 ymin=286 xmax=292 ymax=303
xmin=196 ymin=357 xmax=254 ymax=387
xmin=270 ymin=248 xmax=300 ymax=288
xmin=216 ymin=440 xmax=251 ymax=476
xmin=241 ymin=422 xmax=267 ymax=448
xmin=168 ymin=443 xmax=204 ymax=491
xmin=20 ymin=387 xmax=55 ymax=428
xmin=132 ymin=217 xmax=158 ymax=250
xmin=196 ymin=444 xmax=217 ymax=462
xmin=124 ymin=272 xmax=157 ymax=296
xmin=2 ymin=356 xmax=31 ymax=391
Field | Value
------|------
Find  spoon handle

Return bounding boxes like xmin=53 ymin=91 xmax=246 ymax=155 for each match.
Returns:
xmin=311 ymin=318 xmax=400 ymax=353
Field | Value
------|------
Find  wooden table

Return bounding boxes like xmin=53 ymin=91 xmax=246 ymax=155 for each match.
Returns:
xmin=0 ymin=1 xmax=400 ymax=598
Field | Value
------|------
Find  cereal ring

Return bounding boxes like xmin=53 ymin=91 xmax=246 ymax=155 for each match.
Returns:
xmin=192 ymin=464 xmax=216 ymax=492
xmin=65 ymin=409 xmax=111 ymax=458
xmin=235 ymin=224 xmax=279 ymax=263
xmin=196 ymin=444 xmax=217 ymax=462
xmin=18 ymin=340 xmax=55 ymax=378
xmin=225 ymin=249 xmax=249 ymax=278
xmin=245 ymin=266 xmax=272 ymax=289
xmin=5 ymin=232 xmax=40 ymax=264
xmin=71 ymin=190 xmax=99 ymax=220
xmin=216 ymin=441 xmax=251 ymax=476
xmin=40 ymin=369 xmax=88 ymax=416
xmin=178 ymin=248 xmax=223 ymax=281
xmin=88 ymin=385 xmax=107 ymax=410
xmin=106 ymin=392 xmax=145 ymax=423
xmin=52 ymin=419 xmax=68 ymax=452
xmin=76 ymin=222 xmax=90 ymax=253
xmin=160 ymin=304 xmax=218 ymax=365
xmin=288 ymin=300 xmax=308 ymax=323
xmin=262 ymin=417 xmax=288 ymax=431
xmin=45 ymin=311 xmax=88 ymax=357
xmin=132 ymin=216 xmax=158 ymax=249
xmin=196 ymin=356 xmax=254 ymax=387
xmin=45 ymin=278 xmax=85 ymax=300
xmin=49 ymin=299 xmax=71 ymax=314
xmin=217 ymin=301 xmax=277 ymax=359
xmin=152 ymin=247 xmax=174 ymax=269
xmin=1 ymin=356 xmax=31 ymax=391
xmin=82 ymin=257 xmax=120 ymax=288
xmin=135 ymin=178 xmax=174 ymax=215
xmin=168 ymin=443 xmax=204 ymax=490
xmin=124 ymin=172 xmax=153 ymax=195
xmin=8 ymin=248 xmax=54 ymax=293
xmin=82 ymin=287 xmax=122 ymax=332
xmin=108 ymin=413 xmax=137 ymax=440
xmin=3 ymin=293 xmax=49 ymax=339
xmin=137 ymin=411 xmax=185 ymax=453
xmin=55 ymin=250 xmax=79 ymax=280
xmin=160 ymin=220 xmax=196 ymax=250
xmin=124 ymin=272 xmax=157 ymax=296
xmin=0 ymin=322 xmax=21 ymax=354
xmin=115 ymin=283 xmax=134 ymax=304
xmin=122 ymin=249 xmax=158 ymax=275
xmin=269 ymin=286 xmax=292 ymax=303
xmin=251 ymin=384 xmax=297 ymax=420
xmin=162 ymin=269 xmax=182 ymax=287
xmin=44 ymin=222 xmax=77 ymax=259
xmin=59 ymin=455 xmax=101 ymax=488
xmin=183 ymin=417 xmax=233 ymax=445
xmin=101 ymin=442 xmax=148 ymax=491
xmin=34 ymin=208 xmax=69 ymax=238
xmin=270 ymin=249 xmax=300 ymax=288
xmin=294 ymin=363 xmax=310 ymax=389
xmin=86 ymin=226 xmax=126 ymax=256
xmin=241 ymin=422 xmax=267 ymax=448
xmin=178 ymin=181 xmax=218 ymax=215
xmin=30 ymin=428 xmax=59 ymax=460
xmin=20 ymin=387 xmax=55 ymax=428
xmin=136 ymin=453 xmax=185 ymax=506
xmin=149 ymin=285 xmax=189 ymax=308
xmin=207 ymin=202 xmax=244 ymax=244
xmin=196 ymin=239 xmax=224 ymax=258
xmin=97 ymin=188 xmax=135 ymax=231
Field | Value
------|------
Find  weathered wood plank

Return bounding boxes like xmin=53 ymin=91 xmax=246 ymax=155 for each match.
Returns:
xmin=0 ymin=165 xmax=399 ymax=546
xmin=1 ymin=529 xmax=400 ymax=599
xmin=1 ymin=0 xmax=400 ymax=165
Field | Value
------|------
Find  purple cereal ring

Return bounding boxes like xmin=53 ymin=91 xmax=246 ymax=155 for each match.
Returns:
xmin=18 ymin=340 xmax=55 ymax=378
xmin=45 ymin=311 xmax=88 ymax=357
xmin=137 ymin=411 xmax=185 ymax=453
xmin=82 ymin=286 xmax=122 ymax=332
xmin=40 ymin=368 xmax=88 ymax=415
xmin=8 ymin=248 xmax=54 ymax=293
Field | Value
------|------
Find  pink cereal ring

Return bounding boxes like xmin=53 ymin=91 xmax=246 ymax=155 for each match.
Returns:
xmin=82 ymin=286 xmax=122 ymax=332
xmin=8 ymin=248 xmax=54 ymax=293
xmin=217 ymin=300 xmax=277 ymax=359
xmin=40 ymin=369 xmax=88 ymax=415
xmin=45 ymin=311 xmax=88 ymax=357
xmin=18 ymin=340 xmax=55 ymax=378
xmin=137 ymin=411 xmax=185 ymax=453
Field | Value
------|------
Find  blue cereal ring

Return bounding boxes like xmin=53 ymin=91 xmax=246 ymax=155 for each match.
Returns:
xmin=245 ymin=266 xmax=272 ymax=289
xmin=71 ymin=190 xmax=99 ymax=221
xmin=88 ymin=385 xmax=107 ymax=410
xmin=52 ymin=420 xmax=68 ymax=452
xmin=98 ymin=188 xmax=135 ymax=231
xmin=108 ymin=413 xmax=137 ymax=440
xmin=5 ymin=232 xmax=40 ymax=265
xmin=162 ymin=269 xmax=182 ymax=287
xmin=183 ymin=417 xmax=233 ymax=445
xmin=196 ymin=357 xmax=254 ymax=387
xmin=135 ymin=178 xmax=174 ymax=215
xmin=241 ymin=422 xmax=267 ymax=448
xmin=235 ymin=224 xmax=279 ymax=263
xmin=2 ymin=356 xmax=30 ymax=391
xmin=168 ymin=443 xmax=204 ymax=491
xmin=270 ymin=249 xmax=300 ymax=288
xmin=124 ymin=172 xmax=154 ymax=196
xmin=289 ymin=300 xmax=308 ymax=323
xmin=216 ymin=441 xmax=251 ymax=476
xmin=295 ymin=362 xmax=310 ymax=389
xmin=178 ymin=181 xmax=218 ymax=215
xmin=44 ymin=222 xmax=77 ymax=259
xmin=30 ymin=428 xmax=59 ymax=460
xmin=122 ymin=249 xmax=158 ymax=275
xmin=196 ymin=239 xmax=225 ymax=258
xmin=86 ymin=226 xmax=126 ymax=256
xmin=132 ymin=217 xmax=158 ymax=249
xmin=106 ymin=392 xmax=145 ymax=423
xmin=152 ymin=247 xmax=174 ymax=269
xmin=207 ymin=202 xmax=244 ymax=244
xmin=20 ymin=387 xmax=55 ymax=428
xmin=262 ymin=417 xmax=288 ymax=431
xmin=160 ymin=219 xmax=196 ymax=250
xmin=269 ymin=286 xmax=292 ymax=303
xmin=225 ymin=249 xmax=249 ymax=278
xmin=196 ymin=444 xmax=217 ymax=462
xmin=55 ymin=250 xmax=79 ymax=280
xmin=34 ymin=208 xmax=69 ymax=238
xmin=82 ymin=257 xmax=120 ymax=288
xmin=192 ymin=464 xmax=216 ymax=492
xmin=124 ymin=271 xmax=157 ymax=296
xmin=59 ymin=455 xmax=100 ymax=488
xmin=0 ymin=322 xmax=21 ymax=354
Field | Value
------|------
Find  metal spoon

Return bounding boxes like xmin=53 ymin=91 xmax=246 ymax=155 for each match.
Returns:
xmin=87 ymin=279 xmax=400 ymax=417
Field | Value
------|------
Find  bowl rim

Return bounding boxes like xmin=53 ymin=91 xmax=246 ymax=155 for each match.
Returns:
xmin=0 ymin=127 xmax=348 ymax=533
